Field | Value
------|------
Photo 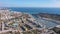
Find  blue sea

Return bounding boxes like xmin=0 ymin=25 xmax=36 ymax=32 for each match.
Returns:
xmin=7 ymin=7 xmax=60 ymax=14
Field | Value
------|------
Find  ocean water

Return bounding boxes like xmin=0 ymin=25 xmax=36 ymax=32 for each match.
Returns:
xmin=7 ymin=7 xmax=60 ymax=14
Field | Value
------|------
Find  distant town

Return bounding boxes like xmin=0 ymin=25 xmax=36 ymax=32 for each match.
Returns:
xmin=0 ymin=8 xmax=60 ymax=34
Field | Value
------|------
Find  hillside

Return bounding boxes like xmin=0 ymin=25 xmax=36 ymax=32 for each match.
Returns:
xmin=33 ymin=13 xmax=60 ymax=21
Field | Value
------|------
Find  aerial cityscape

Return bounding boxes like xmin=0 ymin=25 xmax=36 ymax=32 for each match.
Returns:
xmin=0 ymin=8 xmax=60 ymax=34
xmin=0 ymin=0 xmax=60 ymax=34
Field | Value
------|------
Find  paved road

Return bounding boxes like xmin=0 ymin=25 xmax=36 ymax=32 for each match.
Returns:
xmin=0 ymin=29 xmax=18 ymax=33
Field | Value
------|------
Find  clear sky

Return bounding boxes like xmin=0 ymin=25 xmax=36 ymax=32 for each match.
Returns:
xmin=0 ymin=0 xmax=60 ymax=7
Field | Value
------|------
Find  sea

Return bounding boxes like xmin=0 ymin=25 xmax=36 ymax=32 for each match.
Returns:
xmin=7 ymin=7 xmax=60 ymax=15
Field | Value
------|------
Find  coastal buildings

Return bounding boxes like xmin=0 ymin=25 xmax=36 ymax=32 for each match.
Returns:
xmin=0 ymin=9 xmax=60 ymax=34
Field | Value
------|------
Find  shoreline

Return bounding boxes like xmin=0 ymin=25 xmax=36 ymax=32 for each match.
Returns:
xmin=32 ymin=13 xmax=60 ymax=21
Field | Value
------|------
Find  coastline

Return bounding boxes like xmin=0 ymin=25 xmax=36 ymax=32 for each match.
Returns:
xmin=32 ymin=13 xmax=60 ymax=21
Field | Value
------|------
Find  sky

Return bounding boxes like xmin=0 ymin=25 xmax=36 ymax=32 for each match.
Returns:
xmin=0 ymin=0 xmax=60 ymax=7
